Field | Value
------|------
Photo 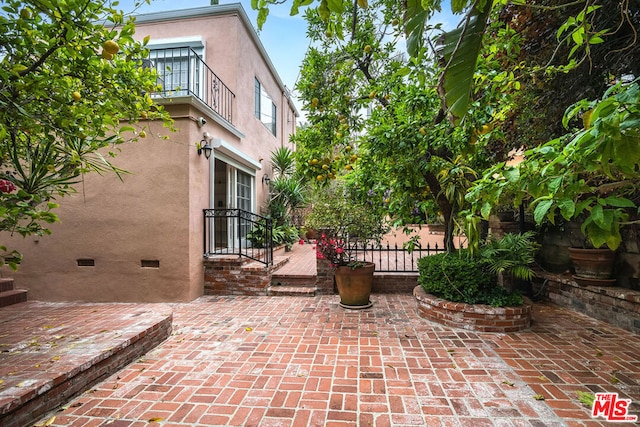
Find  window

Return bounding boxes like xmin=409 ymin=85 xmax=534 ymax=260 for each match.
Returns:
xmin=254 ymin=78 xmax=277 ymax=136
xmin=149 ymin=47 xmax=202 ymax=97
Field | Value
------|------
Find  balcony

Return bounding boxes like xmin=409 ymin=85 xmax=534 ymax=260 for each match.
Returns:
xmin=148 ymin=47 xmax=235 ymax=125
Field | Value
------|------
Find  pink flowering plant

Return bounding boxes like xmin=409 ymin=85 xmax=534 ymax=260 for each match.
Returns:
xmin=315 ymin=233 xmax=350 ymax=268
xmin=306 ymin=182 xmax=388 ymax=269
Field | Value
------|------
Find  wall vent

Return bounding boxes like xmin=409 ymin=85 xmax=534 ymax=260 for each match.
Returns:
xmin=77 ymin=259 xmax=95 ymax=267
xmin=141 ymin=259 xmax=160 ymax=268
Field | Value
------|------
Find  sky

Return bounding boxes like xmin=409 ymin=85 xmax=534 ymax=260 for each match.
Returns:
xmin=117 ymin=0 xmax=459 ymax=119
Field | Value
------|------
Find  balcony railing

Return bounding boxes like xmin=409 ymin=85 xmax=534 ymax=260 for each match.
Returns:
xmin=149 ymin=47 xmax=235 ymax=125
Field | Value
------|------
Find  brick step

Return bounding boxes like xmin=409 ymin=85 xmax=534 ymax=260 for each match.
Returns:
xmin=0 ymin=289 xmax=28 ymax=308
xmin=0 ymin=278 xmax=15 ymax=292
xmin=271 ymin=274 xmax=317 ymax=288
xmin=268 ymin=285 xmax=316 ymax=297
xmin=0 ymin=302 xmax=173 ymax=427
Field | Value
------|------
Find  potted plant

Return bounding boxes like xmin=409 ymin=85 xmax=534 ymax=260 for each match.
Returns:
xmin=565 ymin=221 xmax=617 ymax=285
xmin=467 ymin=80 xmax=640 ymax=285
xmin=305 ymin=182 xmax=389 ymax=309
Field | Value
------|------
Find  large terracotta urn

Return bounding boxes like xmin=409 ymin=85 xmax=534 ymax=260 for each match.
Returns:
xmin=334 ymin=262 xmax=375 ymax=309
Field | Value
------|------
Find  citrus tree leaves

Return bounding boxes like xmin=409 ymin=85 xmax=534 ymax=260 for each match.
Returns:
xmin=0 ymin=0 xmax=172 ymax=268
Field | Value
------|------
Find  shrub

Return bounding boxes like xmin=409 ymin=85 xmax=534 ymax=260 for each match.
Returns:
xmin=417 ymin=251 xmax=524 ymax=307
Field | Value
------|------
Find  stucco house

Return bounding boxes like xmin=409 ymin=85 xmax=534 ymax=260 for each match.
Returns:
xmin=3 ymin=3 xmax=298 ymax=303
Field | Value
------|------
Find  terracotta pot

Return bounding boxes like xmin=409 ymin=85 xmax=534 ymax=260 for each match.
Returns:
xmin=568 ymin=247 xmax=616 ymax=280
xmin=334 ymin=262 xmax=375 ymax=309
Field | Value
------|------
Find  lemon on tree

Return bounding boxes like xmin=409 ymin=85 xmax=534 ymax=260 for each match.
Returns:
xmin=103 ymin=40 xmax=119 ymax=55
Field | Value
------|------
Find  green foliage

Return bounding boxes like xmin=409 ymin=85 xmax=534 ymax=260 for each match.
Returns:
xmin=270 ymin=146 xmax=296 ymax=178
xmin=437 ymin=2 xmax=491 ymax=124
xmin=417 ymin=250 xmax=523 ymax=307
xmin=576 ymin=391 xmax=595 ymax=408
xmin=264 ymin=146 xmax=307 ymax=230
xmin=467 ymin=80 xmax=640 ymax=250
xmin=479 ymin=232 xmax=540 ymax=281
xmin=0 ymin=0 xmax=172 ymax=268
xmin=304 ymin=182 xmax=388 ymax=245
xmin=291 ymin=1 xmax=520 ymax=253
xmin=248 ymin=222 xmax=299 ymax=248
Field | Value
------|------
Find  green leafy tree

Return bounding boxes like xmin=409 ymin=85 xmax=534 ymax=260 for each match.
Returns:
xmin=0 ymin=0 xmax=172 ymax=268
xmin=497 ymin=0 xmax=640 ymax=147
xmin=255 ymin=0 xmax=636 ymax=126
xmin=292 ymin=0 xmax=521 ymax=252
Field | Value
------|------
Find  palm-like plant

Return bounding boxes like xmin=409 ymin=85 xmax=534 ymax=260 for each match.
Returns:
xmin=270 ymin=146 xmax=296 ymax=178
xmin=479 ymin=231 xmax=540 ymax=281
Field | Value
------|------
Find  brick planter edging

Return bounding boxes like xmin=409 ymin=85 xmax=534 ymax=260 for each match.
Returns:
xmin=413 ymin=285 xmax=532 ymax=332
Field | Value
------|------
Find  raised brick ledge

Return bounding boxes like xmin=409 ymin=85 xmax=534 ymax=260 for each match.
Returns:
xmin=536 ymin=271 xmax=640 ymax=303
xmin=536 ymin=271 xmax=640 ymax=333
xmin=413 ymin=286 xmax=532 ymax=333
xmin=0 ymin=304 xmax=173 ymax=427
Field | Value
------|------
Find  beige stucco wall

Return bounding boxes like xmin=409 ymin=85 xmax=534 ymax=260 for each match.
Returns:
xmin=134 ymin=4 xmax=298 ymax=212
xmin=3 ymin=115 xmax=202 ymax=302
xmin=1 ymin=4 xmax=297 ymax=302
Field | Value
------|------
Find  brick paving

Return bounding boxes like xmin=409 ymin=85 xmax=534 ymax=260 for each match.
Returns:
xmin=0 ymin=302 xmax=173 ymax=427
xmin=20 ymin=294 xmax=639 ymax=427
xmin=4 ymin=244 xmax=640 ymax=426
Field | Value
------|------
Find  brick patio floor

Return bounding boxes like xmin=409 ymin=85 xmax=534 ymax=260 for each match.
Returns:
xmin=18 ymin=292 xmax=639 ymax=427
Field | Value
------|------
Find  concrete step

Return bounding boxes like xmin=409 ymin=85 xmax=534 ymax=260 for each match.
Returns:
xmin=0 ymin=289 xmax=28 ymax=308
xmin=0 ymin=278 xmax=15 ymax=292
xmin=268 ymin=285 xmax=316 ymax=297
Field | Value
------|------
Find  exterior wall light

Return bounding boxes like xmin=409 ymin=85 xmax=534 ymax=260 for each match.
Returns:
xmin=198 ymin=139 xmax=213 ymax=159
xmin=262 ymin=174 xmax=271 ymax=186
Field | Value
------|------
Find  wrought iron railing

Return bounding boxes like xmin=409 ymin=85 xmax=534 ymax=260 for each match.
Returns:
xmin=149 ymin=47 xmax=235 ymax=125
xmin=203 ymin=209 xmax=273 ymax=266
xmin=347 ymin=241 xmax=446 ymax=273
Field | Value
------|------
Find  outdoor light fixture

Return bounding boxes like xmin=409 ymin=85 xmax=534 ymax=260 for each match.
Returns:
xmin=198 ymin=139 xmax=213 ymax=159
xmin=262 ymin=174 xmax=271 ymax=186
xmin=198 ymin=133 xmax=222 ymax=160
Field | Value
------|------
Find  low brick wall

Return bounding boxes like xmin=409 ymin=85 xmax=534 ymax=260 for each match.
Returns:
xmin=537 ymin=272 xmax=640 ymax=334
xmin=204 ymin=256 xmax=282 ymax=296
xmin=413 ymin=286 xmax=532 ymax=332
xmin=373 ymin=273 xmax=418 ymax=294
xmin=316 ymin=258 xmax=334 ymax=295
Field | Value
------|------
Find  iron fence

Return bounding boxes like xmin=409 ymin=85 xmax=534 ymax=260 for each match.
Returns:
xmin=149 ymin=47 xmax=235 ymax=125
xmin=203 ymin=209 xmax=273 ymax=266
xmin=347 ymin=241 xmax=446 ymax=273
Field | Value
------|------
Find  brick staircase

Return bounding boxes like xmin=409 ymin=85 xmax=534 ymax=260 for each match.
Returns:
xmin=268 ymin=271 xmax=317 ymax=296
xmin=0 ymin=278 xmax=27 ymax=308
xmin=268 ymin=246 xmax=318 ymax=297
xmin=203 ymin=243 xmax=320 ymax=297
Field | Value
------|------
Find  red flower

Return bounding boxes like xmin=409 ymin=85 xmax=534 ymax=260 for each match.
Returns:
xmin=0 ymin=180 xmax=16 ymax=194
